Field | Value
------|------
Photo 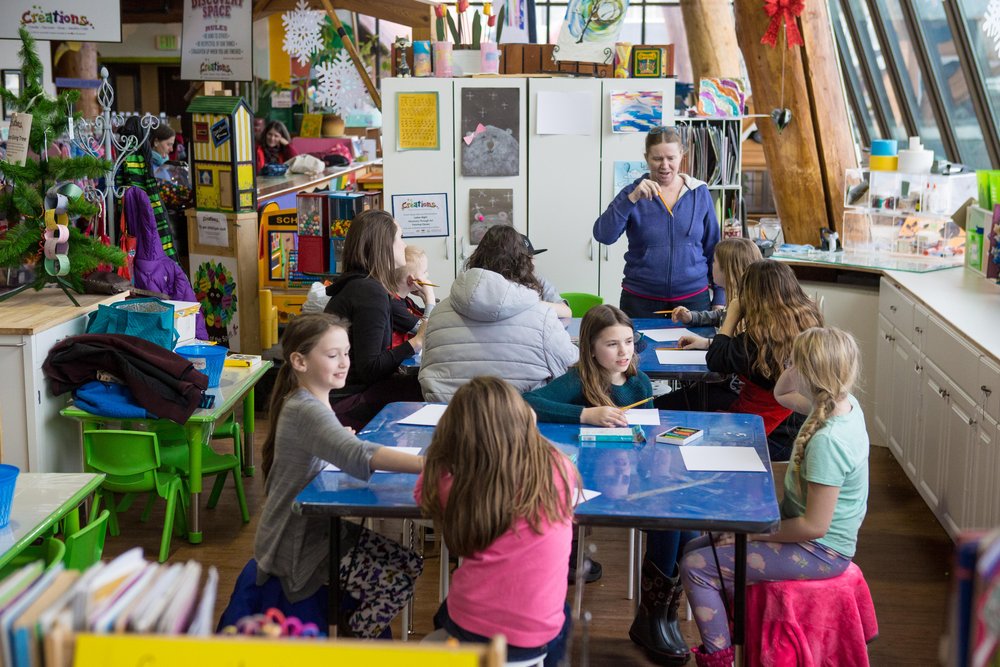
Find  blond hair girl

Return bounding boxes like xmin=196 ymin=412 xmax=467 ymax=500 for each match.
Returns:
xmin=680 ymin=326 xmax=869 ymax=664
xmin=417 ymin=376 xmax=578 ymax=664
xmin=671 ymin=237 xmax=762 ymax=327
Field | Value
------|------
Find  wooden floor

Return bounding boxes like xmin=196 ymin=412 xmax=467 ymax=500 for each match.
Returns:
xmin=103 ymin=417 xmax=953 ymax=665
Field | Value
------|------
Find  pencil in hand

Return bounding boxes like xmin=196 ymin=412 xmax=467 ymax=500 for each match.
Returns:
xmin=653 ymin=309 xmax=674 ymax=315
xmin=415 ymin=280 xmax=439 ymax=287
xmin=619 ymin=396 xmax=654 ymax=411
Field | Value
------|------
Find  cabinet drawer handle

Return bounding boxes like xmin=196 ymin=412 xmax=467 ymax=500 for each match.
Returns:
xmin=938 ymin=388 xmax=949 ymax=399
xmin=887 ymin=335 xmax=895 ymax=342
xmin=889 ymin=305 xmax=897 ymax=312
xmin=603 ymin=244 xmax=609 ymax=261
xmin=588 ymin=238 xmax=594 ymax=261
xmin=914 ymin=363 xmax=922 ymax=372
xmin=983 ymin=385 xmax=992 ymax=396
xmin=968 ymin=417 xmax=977 ymax=426
xmin=0 ymin=342 xmax=26 ymax=348
xmin=914 ymin=326 xmax=923 ymax=334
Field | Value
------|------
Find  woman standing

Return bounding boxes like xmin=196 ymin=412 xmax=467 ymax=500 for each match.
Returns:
xmin=593 ymin=126 xmax=723 ymax=318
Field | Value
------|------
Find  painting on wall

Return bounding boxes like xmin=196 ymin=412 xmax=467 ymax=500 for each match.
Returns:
xmin=192 ymin=255 xmax=239 ymax=350
xmin=460 ymin=87 xmax=520 ymax=177
xmin=614 ymin=161 xmax=648 ymax=195
xmin=469 ymin=188 xmax=514 ymax=244
xmin=610 ymin=90 xmax=664 ymax=133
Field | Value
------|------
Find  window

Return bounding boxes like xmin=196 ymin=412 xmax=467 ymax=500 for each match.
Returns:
xmin=955 ymin=0 xmax=1000 ymax=164
xmin=830 ymin=0 xmax=882 ymax=145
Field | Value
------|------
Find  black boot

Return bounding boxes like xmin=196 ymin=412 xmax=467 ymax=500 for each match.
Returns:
xmin=628 ymin=558 xmax=691 ymax=665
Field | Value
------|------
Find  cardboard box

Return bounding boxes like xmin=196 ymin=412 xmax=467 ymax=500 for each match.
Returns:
xmin=166 ymin=300 xmax=202 ymax=346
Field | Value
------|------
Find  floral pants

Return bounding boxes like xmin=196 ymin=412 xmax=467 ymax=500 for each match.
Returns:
xmin=679 ymin=534 xmax=851 ymax=653
xmin=338 ymin=527 xmax=424 ymax=638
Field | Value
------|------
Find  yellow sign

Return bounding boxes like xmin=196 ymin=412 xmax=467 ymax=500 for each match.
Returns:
xmin=73 ymin=634 xmax=489 ymax=666
xmin=299 ymin=113 xmax=323 ymax=138
xmin=397 ymin=92 xmax=440 ymax=151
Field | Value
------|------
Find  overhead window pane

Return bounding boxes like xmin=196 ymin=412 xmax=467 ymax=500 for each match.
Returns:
xmin=871 ymin=0 xmax=947 ymax=159
xmin=842 ymin=0 xmax=909 ymax=141
xmin=911 ymin=0 xmax=989 ymax=167
xmin=956 ymin=0 xmax=1000 ymax=151
xmin=830 ymin=0 xmax=880 ymax=145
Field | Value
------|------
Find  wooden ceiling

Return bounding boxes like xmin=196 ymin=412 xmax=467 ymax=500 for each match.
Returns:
xmin=122 ymin=0 xmax=433 ymax=30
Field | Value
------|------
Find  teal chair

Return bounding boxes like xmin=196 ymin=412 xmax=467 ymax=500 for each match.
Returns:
xmin=63 ymin=509 xmax=110 ymax=571
xmin=560 ymin=292 xmax=604 ymax=318
xmin=83 ymin=430 xmax=187 ymax=563
xmin=0 ymin=537 xmax=66 ymax=580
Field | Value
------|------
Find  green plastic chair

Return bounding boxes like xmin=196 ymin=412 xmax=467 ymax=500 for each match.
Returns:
xmin=211 ymin=413 xmax=244 ymax=471
xmin=0 ymin=537 xmax=66 ymax=580
xmin=560 ymin=292 xmax=604 ymax=318
xmin=83 ymin=430 xmax=187 ymax=563
xmin=63 ymin=509 xmax=110 ymax=571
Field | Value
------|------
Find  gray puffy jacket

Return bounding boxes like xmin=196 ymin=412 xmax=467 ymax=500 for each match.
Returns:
xmin=418 ymin=268 xmax=578 ymax=403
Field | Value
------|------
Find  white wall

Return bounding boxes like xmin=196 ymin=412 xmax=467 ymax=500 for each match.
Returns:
xmin=98 ymin=23 xmax=181 ymax=60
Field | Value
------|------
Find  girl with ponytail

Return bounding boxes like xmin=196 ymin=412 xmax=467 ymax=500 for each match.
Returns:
xmin=254 ymin=313 xmax=424 ymax=638
xmin=678 ymin=327 xmax=869 ymax=665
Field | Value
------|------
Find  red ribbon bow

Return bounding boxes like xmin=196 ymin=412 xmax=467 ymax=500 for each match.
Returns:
xmin=761 ymin=0 xmax=805 ymax=48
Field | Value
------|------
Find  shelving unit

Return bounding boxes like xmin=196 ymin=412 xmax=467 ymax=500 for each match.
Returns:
xmin=674 ymin=116 xmax=743 ymax=227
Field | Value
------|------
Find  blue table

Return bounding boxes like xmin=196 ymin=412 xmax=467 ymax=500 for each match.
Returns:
xmin=293 ymin=402 xmax=780 ymax=657
xmin=402 ymin=317 xmax=722 ymax=382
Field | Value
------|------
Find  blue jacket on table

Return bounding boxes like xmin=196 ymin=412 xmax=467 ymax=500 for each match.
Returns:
xmin=593 ymin=173 xmax=724 ymax=307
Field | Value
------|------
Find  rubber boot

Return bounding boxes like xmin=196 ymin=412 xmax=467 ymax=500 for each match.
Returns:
xmin=692 ymin=645 xmax=735 ymax=667
xmin=628 ymin=558 xmax=691 ymax=665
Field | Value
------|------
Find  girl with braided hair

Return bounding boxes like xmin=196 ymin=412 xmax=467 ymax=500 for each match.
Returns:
xmin=678 ymin=327 xmax=869 ymax=666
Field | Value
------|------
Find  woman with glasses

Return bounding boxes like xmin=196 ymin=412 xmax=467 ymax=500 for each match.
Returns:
xmin=593 ymin=126 xmax=723 ymax=319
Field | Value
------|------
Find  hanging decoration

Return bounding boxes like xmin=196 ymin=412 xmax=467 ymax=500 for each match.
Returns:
xmin=313 ymin=49 xmax=368 ymax=116
xmin=282 ymin=0 xmax=325 ymax=67
xmin=984 ymin=0 xmax=1000 ymax=59
xmin=760 ymin=0 xmax=805 ymax=49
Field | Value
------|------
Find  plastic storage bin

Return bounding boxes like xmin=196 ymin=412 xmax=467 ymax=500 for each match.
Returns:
xmin=0 ymin=464 xmax=20 ymax=528
xmin=176 ymin=345 xmax=228 ymax=388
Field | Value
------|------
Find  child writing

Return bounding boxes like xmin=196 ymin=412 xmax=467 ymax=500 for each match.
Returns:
xmin=680 ymin=326 xmax=868 ymax=665
xmin=417 ymin=376 xmax=579 ymax=666
xmin=390 ymin=245 xmax=436 ymax=349
xmin=254 ymin=313 xmax=424 ymax=638
xmin=670 ymin=237 xmax=762 ymax=327
xmin=668 ymin=260 xmax=824 ymax=461
xmin=524 ymin=304 xmax=651 ymax=425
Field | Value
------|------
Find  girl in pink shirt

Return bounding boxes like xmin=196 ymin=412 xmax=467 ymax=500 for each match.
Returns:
xmin=417 ymin=376 xmax=579 ymax=665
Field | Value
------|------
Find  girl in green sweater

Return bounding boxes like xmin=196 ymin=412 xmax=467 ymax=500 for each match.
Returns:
xmin=523 ymin=304 xmax=652 ymax=425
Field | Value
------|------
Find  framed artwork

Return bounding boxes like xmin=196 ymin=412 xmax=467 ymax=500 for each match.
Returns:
xmin=631 ymin=48 xmax=662 ymax=78
xmin=2 ymin=70 xmax=23 ymax=120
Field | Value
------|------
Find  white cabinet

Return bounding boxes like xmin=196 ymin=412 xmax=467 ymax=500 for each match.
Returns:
xmin=875 ymin=315 xmax=894 ymax=448
xmin=940 ymin=380 xmax=977 ymax=537
xmin=889 ymin=333 xmax=921 ymax=479
xmin=969 ymin=415 xmax=997 ymax=529
xmin=916 ymin=361 xmax=948 ymax=512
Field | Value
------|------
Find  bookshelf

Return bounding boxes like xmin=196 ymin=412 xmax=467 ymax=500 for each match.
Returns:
xmin=674 ymin=116 xmax=744 ymax=229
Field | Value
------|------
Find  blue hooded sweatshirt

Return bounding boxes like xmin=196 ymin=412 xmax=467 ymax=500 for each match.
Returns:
xmin=593 ymin=174 xmax=724 ymax=306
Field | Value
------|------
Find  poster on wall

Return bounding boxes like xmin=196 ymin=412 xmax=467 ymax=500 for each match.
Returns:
xmin=469 ymin=188 xmax=514 ymax=244
xmin=610 ymin=90 xmax=664 ymax=133
xmin=536 ymin=90 xmax=595 ymax=135
xmin=397 ymin=92 xmax=440 ymax=151
xmin=460 ymin=88 xmax=520 ymax=177
xmin=392 ymin=193 xmax=449 ymax=238
xmin=191 ymin=255 xmax=240 ymax=350
xmin=196 ymin=210 xmax=229 ymax=247
xmin=181 ymin=0 xmax=253 ymax=82
xmin=614 ymin=161 xmax=648 ymax=195
xmin=553 ymin=0 xmax=630 ymax=64
xmin=0 ymin=0 xmax=122 ymax=42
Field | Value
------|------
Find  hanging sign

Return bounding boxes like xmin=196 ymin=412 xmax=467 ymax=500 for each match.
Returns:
xmin=392 ymin=193 xmax=450 ymax=238
xmin=181 ymin=0 xmax=253 ymax=82
xmin=0 ymin=0 xmax=121 ymax=42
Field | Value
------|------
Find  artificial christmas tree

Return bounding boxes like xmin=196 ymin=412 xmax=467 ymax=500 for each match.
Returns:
xmin=0 ymin=28 xmax=123 ymax=305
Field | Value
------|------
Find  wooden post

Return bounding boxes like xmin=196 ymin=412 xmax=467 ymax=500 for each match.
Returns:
xmin=680 ymin=0 xmax=742 ymax=84
xmin=54 ymin=42 xmax=99 ymax=118
xmin=733 ymin=0 xmax=858 ymax=244
xmin=318 ymin=0 xmax=383 ymax=111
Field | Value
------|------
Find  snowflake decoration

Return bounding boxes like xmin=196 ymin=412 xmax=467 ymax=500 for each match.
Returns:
xmin=282 ymin=0 xmax=324 ymax=67
xmin=986 ymin=0 xmax=1000 ymax=59
xmin=313 ymin=50 xmax=369 ymax=115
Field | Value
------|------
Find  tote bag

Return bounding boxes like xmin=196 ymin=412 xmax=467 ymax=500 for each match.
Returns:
xmin=86 ymin=298 xmax=178 ymax=350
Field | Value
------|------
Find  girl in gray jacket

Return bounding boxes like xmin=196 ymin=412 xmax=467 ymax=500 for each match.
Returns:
xmin=419 ymin=226 xmax=578 ymax=403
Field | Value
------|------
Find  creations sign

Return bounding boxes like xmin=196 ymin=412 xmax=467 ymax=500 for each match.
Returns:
xmin=1 ymin=1 xmax=122 ymax=42
xmin=181 ymin=0 xmax=253 ymax=82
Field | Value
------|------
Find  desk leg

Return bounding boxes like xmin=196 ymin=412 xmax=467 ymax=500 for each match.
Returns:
xmin=572 ymin=525 xmax=586 ymax=618
xmin=734 ymin=533 xmax=747 ymax=667
xmin=184 ymin=422 xmax=207 ymax=544
xmin=242 ymin=388 xmax=256 ymax=477
xmin=329 ymin=516 xmax=342 ymax=638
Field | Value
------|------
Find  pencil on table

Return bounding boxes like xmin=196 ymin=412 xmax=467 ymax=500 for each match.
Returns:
xmin=619 ymin=396 xmax=654 ymax=411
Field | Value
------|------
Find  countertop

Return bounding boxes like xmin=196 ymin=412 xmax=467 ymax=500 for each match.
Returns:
xmin=0 ymin=289 xmax=125 ymax=336
xmin=256 ymin=159 xmax=382 ymax=201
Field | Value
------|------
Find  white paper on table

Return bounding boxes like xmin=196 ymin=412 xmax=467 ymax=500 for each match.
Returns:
xmin=323 ymin=446 xmax=424 ymax=473
xmin=679 ymin=446 xmax=766 ymax=473
xmin=536 ymin=90 xmax=595 ymax=135
xmin=639 ymin=328 xmax=695 ymax=342
xmin=625 ymin=408 xmax=660 ymax=425
xmin=655 ymin=349 xmax=708 ymax=365
xmin=399 ymin=404 xmax=448 ymax=426
xmin=572 ymin=488 xmax=602 ymax=506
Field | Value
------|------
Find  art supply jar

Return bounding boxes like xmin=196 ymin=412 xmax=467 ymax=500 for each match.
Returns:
xmin=480 ymin=42 xmax=500 ymax=75
xmin=759 ymin=217 xmax=783 ymax=246
xmin=433 ymin=42 xmax=453 ymax=77
xmin=413 ymin=41 xmax=432 ymax=77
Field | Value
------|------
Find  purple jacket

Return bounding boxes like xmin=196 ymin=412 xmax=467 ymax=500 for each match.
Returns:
xmin=593 ymin=174 xmax=724 ymax=306
xmin=125 ymin=188 xmax=209 ymax=339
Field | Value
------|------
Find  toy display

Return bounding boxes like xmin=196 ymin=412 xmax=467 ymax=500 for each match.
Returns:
xmin=186 ymin=96 xmax=257 ymax=213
